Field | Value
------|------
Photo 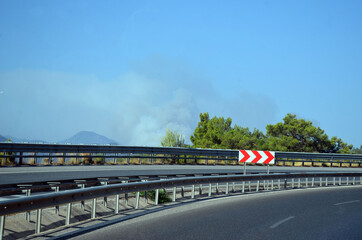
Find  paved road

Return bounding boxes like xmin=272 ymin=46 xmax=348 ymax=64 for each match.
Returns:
xmin=1 ymin=165 xmax=361 ymax=185
xmin=1 ymin=165 xmax=362 ymax=185
xmin=71 ymin=186 xmax=362 ymax=240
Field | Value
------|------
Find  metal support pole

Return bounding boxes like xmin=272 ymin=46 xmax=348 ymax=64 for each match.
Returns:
xmin=333 ymin=177 xmax=336 ymax=186
xmin=136 ymin=192 xmax=140 ymax=208
xmin=199 ymin=184 xmax=203 ymax=195
xmin=312 ymin=177 xmax=315 ymax=187
xmin=346 ymin=177 xmax=349 ymax=185
xmin=35 ymin=209 xmax=42 ymax=234
xmin=115 ymin=194 xmax=119 ymax=214
xmin=271 ymin=180 xmax=274 ymax=190
xmin=155 ymin=189 xmax=159 ymax=205
xmin=226 ymin=182 xmax=229 ymax=195
xmin=232 ymin=182 xmax=235 ymax=193
xmin=248 ymin=181 xmax=251 ymax=192
xmin=244 ymin=163 xmax=246 ymax=175
xmin=92 ymin=198 xmax=96 ymax=219
xmin=305 ymin=178 xmax=308 ymax=188
xmin=208 ymin=184 xmax=212 ymax=197
xmin=284 ymin=179 xmax=287 ymax=189
xmin=353 ymin=177 xmax=356 ymax=185
xmin=256 ymin=181 xmax=260 ymax=192
xmin=173 ymin=187 xmax=176 ymax=202
xmin=125 ymin=193 xmax=128 ymax=205
xmin=320 ymin=177 xmax=322 ymax=187
xmin=0 ymin=216 xmax=5 ymax=240
xmin=360 ymin=177 xmax=362 ymax=185
xmin=339 ymin=177 xmax=342 ymax=185
xmin=298 ymin=178 xmax=301 ymax=188
xmin=325 ymin=177 xmax=328 ymax=186
xmin=181 ymin=186 xmax=185 ymax=198
xmin=292 ymin=179 xmax=294 ymax=188
xmin=216 ymin=183 xmax=219 ymax=194
xmin=191 ymin=185 xmax=195 ymax=199
xmin=66 ymin=203 xmax=72 ymax=225
xmin=242 ymin=181 xmax=245 ymax=193
xmin=278 ymin=179 xmax=281 ymax=189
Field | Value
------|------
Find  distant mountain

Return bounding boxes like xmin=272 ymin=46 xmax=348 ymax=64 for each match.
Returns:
xmin=0 ymin=134 xmax=7 ymax=142
xmin=59 ymin=131 xmax=118 ymax=145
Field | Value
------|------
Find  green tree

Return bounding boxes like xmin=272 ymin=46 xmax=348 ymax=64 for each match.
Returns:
xmin=190 ymin=113 xmax=232 ymax=149
xmin=266 ymin=113 xmax=352 ymax=153
xmin=160 ymin=129 xmax=187 ymax=148
xmin=190 ymin=113 xmax=266 ymax=150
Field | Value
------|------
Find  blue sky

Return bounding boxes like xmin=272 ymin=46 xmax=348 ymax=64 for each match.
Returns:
xmin=0 ymin=0 xmax=361 ymax=147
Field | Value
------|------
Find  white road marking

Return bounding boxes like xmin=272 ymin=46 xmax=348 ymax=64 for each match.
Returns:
xmin=269 ymin=216 xmax=295 ymax=229
xmin=333 ymin=200 xmax=360 ymax=206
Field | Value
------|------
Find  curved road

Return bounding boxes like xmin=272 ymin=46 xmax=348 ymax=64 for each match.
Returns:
xmin=1 ymin=165 xmax=362 ymax=185
xmin=71 ymin=186 xmax=362 ymax=240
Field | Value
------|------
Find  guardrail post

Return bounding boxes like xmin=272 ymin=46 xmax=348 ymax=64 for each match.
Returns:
xmin=225 ymin=182 xmax=229 ymax=195
xmin=242 ymin=181 xmax=245 ymax=193
xmin=319 ymin=177 xmax=322 ymax=187
xmin=115 ymin=194 xmax=120 ymax=214
xmin=35 ymin=209 xmax=42 ymax=234
xmin=1 ymin=215 xmax=5 ymax=240
xmin=278 ymin=179 xmax=281 ymax=189
xmin=232 ymin=182 xmax=235 ymax=193
xmin=191 ymin=185 xmax=195 ymax=199
xmin=298 ymin=178 xmax=301 ymax=188
xmin=248 ymin=181 xmax=251 ymax=192
xmin=48 ymin=182 xmax=60 ymax=215
xmin=199 ymin=184 xmax=203 ymax=195
xmin=256 ymin=181 xmax=260 ymax=192
xmin=333 ymin=177 xmax=336 ymax=186
xmin=66 ymin=203 xmax=72 ymax=225
xmin=208 ymin=184 xmax=212 ymax=197
xmin=136 ymin=192 xmax=140 ymax=208
xmin=271 ymin=180 xmax=274 ymax=190
xmin=284 ymin=179 xmax=287 ymax=189
xmin=353 ymin=177 xmax=356 ymax=185
xmin=339 ymin=177 xmax=342 ymax=185
xmin=91 ymin=198 xmax=97 ymax=219
xmin=311 ymin=177 xmax=315 ymax=187
xmin=75 ymin=180 xmax=86 ymax=209
xmin=216 ymin=183 xmax=219 ymax=194
xmin=305 ymin=178 xmax=308 ymax=188
xmin=325 ymin=177 xmax=328 ymax=186
xmin=292 ymin=179 xmax=294 ymax=188
xmin=155 ymin=189 xmax=159 ymax=205
xmin=181 ymin=186 xmax=185 ymax=198
xmin=346 ymin=177 xmax=349 ymax=185
xmin=172 ymin=187 xmax=176 ymax=202
xmin=360 ymin=177 xmax=362 ymax=185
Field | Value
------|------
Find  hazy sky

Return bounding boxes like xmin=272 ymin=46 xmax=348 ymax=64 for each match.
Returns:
xmin=1 ymin=0 xmax=361 ymax=147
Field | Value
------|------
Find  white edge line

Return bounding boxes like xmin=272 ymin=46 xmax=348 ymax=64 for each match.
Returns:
xmin=269 ymin=216 xmax=295 ymax=229
xmin=333 ymin=200 xmax=360 ymax=206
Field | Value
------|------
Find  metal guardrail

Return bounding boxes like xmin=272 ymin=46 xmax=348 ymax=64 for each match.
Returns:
xmin=1 ymin=172 xmax=362 ymax=239
xmin=1 ymin=143 xmax=362 ymax=166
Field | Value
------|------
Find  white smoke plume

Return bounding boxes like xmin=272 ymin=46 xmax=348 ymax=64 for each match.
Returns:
xmin=0 ymin=56 xmax=277 ymax=146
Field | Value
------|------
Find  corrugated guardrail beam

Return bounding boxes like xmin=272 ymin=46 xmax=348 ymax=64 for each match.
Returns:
xmin=1 ymin=143 xmax=362 ymax=163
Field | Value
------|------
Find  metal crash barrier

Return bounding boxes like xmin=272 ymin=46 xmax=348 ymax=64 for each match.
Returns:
xmin=1 ymin=172 xmax=362 ymax=239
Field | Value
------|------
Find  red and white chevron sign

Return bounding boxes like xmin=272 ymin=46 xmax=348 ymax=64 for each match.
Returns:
xmin=239 ymin=150 xmax=275 ymax=164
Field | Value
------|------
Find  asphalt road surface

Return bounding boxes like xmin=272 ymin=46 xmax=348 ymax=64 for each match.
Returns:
xmin=71 ymin=186 xmax=362 ymax=240
xmin=1 ymin=165 xmax=362 ymax=185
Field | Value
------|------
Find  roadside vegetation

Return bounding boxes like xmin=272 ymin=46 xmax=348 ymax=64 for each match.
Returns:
xmin=1 ymin=113 xmax=360 ymax=166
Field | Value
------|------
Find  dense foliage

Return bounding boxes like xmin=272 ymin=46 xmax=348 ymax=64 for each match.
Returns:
xmin=160 ymin=129 xmax=188 ymax=148
xmin=189 ymin=112 xmax=353 ymax=153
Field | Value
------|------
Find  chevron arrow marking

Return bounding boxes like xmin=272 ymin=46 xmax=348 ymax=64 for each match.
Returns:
xmin=239 ymin=150 xmax=275 ymax=164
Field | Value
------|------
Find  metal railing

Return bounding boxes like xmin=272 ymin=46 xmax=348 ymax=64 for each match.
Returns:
xmin=1 ymin=143 xmax=362 ymax=166
xmin=1 ymin=172 xmax=362 ymax=239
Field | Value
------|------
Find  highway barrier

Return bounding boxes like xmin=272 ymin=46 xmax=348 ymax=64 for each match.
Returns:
xmin=1 ymin=143 xmax=362 ymax=167
xmin=0 ymin=172 xmax=362 ymax=239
